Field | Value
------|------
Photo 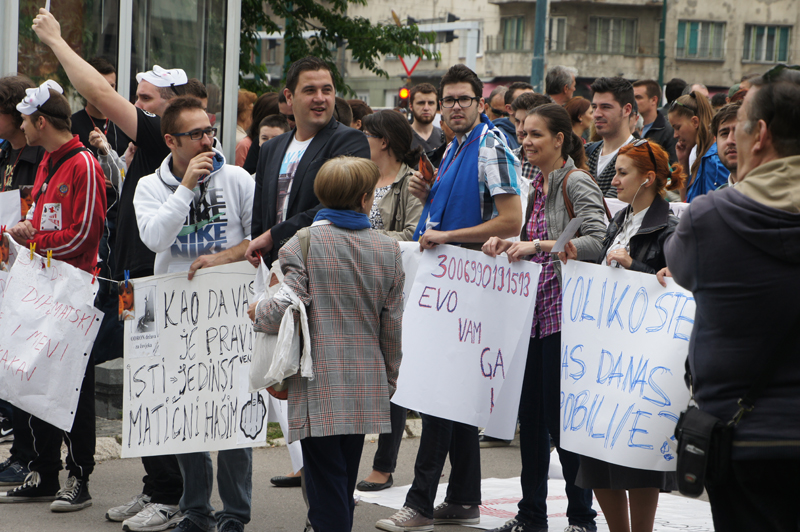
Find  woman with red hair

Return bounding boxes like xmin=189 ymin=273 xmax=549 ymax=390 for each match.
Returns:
xmin=559 ymin=139 xmax=686 ymax=532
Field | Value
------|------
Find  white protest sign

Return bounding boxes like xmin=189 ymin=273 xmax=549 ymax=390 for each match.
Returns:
xmin=122 ymin=262 xmax=270 ymax=458
xmin=398 ymin=242 xmax=422 ymax=307
xmin=0 ymin=241 xmax=101 ymax=432
xmin=0 ymin=190 xmax=21 ymax=229
xmin=559 ymin=261 xmax=694 ymax=471
xmin=393 ymin=245 xmax=540 ymax=436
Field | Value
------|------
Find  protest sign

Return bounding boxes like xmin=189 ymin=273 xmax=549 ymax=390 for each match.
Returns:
xmin=393 ymin=245 xmax=540 ymax=437
xmin=0 ymin=240 xmax=101 ymax=431
xmin=559 ymin=261 xmax=694 ymax=471
xmin=398 ymin=242 xmax=422 ymax=306
xmin=122 ymin=262 xmax=269 ymax=458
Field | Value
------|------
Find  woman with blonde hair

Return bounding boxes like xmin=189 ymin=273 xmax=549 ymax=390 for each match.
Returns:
xmin=250 ymin=156 xmax=404 ymax=532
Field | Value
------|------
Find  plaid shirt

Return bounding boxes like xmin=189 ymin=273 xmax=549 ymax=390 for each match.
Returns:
xmin=464 ymin=127 xmax=521 ymax=222
xmin=527 ymin=170 xmax=561 ymax=338
xmin=512 ymin=146 xmax=539 ymax=183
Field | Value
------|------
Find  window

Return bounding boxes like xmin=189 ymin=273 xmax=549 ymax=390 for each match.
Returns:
xmin=588 ymin=17 xmax=637 ymax=55
xmin=502 ymin=17 xmax=525 ymax=51
xmin=260 ymin=39 xmax=279 ymax=65
xmin=549 ymin=16 xmax=567 ymax=52
xmin=743 ymin=25 xmax=791 ymax=63
xmin=356 ymin=92 xmax=370 ymax=106
xmin=676 ymin=21 xmax=725 ymax=60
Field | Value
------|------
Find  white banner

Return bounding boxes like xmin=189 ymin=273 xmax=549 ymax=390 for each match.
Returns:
xmin=0 ymin=190 xmax=21 ymax=229
xmin=393 ymin=245 xmax=540 ymax=437
xmin=122 ymin=262 xmax=269 ymax=458
xmin=0 ymin=240 xmax=101 ymax=431
xmin=559 ymin=261 xmax=694 ymax=471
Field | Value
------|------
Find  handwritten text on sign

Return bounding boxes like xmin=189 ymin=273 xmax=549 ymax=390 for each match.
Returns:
xmin=0 ymin=241 xmax=101 ymax=432
xmin=122 ymin=262 xmax=269 ymax=458
xmin=559 ymin=261 xmax=694 ymax=472
xmin=393 ymin=245 xmax=540 ymax=432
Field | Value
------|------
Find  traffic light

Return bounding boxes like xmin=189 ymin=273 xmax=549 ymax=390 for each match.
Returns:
xmin=398 ymin=85 xmax=410 ymax=108
xmin=399 ymin=87 xmax=410 ymax=100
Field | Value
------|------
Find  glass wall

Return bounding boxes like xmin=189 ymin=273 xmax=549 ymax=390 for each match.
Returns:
xmin=18 ymin=0 xmax=120 ymax=96
xmin=131 ymin=0 xmax=227 ymax=131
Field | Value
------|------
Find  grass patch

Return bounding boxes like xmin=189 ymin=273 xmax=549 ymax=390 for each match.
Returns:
xmin=267 ymin=422 xmax=284 ymax=441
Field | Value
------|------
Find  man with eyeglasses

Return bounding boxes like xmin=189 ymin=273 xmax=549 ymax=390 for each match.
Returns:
xmin=377 ymin=64 xmax=522 ymax=532
xmin=133 ymin=95 xmax=254 ymax=532
xmin=33 ymin=9 xmax=195 ymax=531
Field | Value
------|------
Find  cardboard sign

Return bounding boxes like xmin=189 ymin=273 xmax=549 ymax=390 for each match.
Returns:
xmin=122 ymin=262 xmax=270 ymax=458
xmin=559 ymin=261 xmax=694 ymax=471
xmin=0 ymin=241 xmax=101 ymax=431
xmin=393 ymin=245 xmax=541 ymax=436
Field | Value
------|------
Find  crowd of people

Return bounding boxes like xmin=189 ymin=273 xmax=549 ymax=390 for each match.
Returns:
xmin=0 ymin=6 xmax=799 ymax=532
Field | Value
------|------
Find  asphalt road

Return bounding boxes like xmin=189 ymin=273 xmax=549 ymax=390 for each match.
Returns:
xmin=0 ymin=431 xmax=527 ymax=532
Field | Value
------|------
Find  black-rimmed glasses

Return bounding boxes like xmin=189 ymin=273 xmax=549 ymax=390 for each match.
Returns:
xmin=172 ymin=127 xmax=217 ymax=141
xmin=632 ymin=138 xmax=657 ymax=174
xmin=441 ymin=96 xmax=479 ymax=108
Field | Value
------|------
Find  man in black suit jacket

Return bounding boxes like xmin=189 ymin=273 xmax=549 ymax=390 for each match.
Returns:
xmin=246 ymin=57 xmax=369 ymax=265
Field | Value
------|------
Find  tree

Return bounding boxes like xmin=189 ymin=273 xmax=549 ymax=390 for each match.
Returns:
xmin=239 ymin=0 xmax=437 ymax=94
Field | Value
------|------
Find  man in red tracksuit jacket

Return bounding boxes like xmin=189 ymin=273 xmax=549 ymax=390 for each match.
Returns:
xmin=0 ymin=80 xmax=106 ymax=513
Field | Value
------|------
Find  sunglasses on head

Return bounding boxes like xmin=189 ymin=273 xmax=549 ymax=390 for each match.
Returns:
xmin=669 ymin=100 xmax=696 ymax=116
xmin=631 ymin=138 xmax=657 ymax=175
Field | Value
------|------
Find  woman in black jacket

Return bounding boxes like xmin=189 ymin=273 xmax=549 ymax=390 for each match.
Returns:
xmin=560 ymin=139 xmax=687 ymax=532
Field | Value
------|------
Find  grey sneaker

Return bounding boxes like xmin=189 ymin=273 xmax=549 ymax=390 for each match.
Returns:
xmin=433 ymin=501 xmax=480 ymax=524
xmin=375 ymin=506 xmax=434 ymax=532
xmin=564 ymin=527 xmax=595 ymax=532
xmin=122 ymin=503 xmax=183 ymax=532
xmin=107 ymin=492 xmax=152 ymax=521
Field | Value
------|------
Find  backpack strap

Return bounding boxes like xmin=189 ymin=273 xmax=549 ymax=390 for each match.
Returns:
xmin=34 ymin=147 xmax=90 ymax=204
xmin=561 ymin=169 xmax=614 ymax=228
xmin=296 ymin=227 xmax=311 ymax=265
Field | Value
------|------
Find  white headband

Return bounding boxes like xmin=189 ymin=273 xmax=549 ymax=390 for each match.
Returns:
xmin=136 ymin=65 xmax=188 ymax=89
xmin=16 ymin=80 xmax=64 ymax=116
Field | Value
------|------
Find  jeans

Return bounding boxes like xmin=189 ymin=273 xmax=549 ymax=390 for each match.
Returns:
xmin=142 ymin=454 xmax=183 ymax=505
xmin=373 ymin=403 xmax=407 ymax=473
xmin=517 ymin=332 xmax=596 ymax=530
xmin=301 ymin=434 xmax=365 ymax=532
xmin=29 ymin=357 xmax=95 ymax=480
xmin=176 ymin=449 xmax=253 ymax=531
xmin=706 ymin=458 xmax=800 ymax=532
xmin=404 ymin=414 xmax=481 ymax=519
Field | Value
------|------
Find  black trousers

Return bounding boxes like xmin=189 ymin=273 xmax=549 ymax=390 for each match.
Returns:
xmin=372 ymin=403 xmax=407 ymax=474
xmin=10 ymin=404 xmax=36 ymax=465
xmin=404 ymin=414 xmax=481 ymax=518
xmin=141 ymin=454 xmax=184 ymax=505
xmin=29 ymin=357 xmax=95 ymax=479
xmin=301 ymin=434 xmax=365 ymax=532
xmin=706 ymin=458 xmax=800 ymax=532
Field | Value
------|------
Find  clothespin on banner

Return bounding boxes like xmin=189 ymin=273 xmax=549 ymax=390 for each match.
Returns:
xmin=91 ymin=266 xmax=101 ymax=284
xmin=46 ymin=250 xmax=52 ymax=268
xmin=29 ymin=242 xmax=36 ymax=260
xmin=0 ymin=226 xmax=6 ymax=235
xmin=124 ymin=270 xmax=130 ymax=288
xmin=254 ymin=250 xmax=262 ymax=262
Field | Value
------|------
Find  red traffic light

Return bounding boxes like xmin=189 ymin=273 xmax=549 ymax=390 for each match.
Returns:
xmin=399 ymin=87 xmax=410 ymax=100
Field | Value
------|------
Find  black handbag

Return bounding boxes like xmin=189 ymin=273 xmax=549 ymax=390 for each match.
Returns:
xmin=674 ymin=313 xmax=800 ymax=497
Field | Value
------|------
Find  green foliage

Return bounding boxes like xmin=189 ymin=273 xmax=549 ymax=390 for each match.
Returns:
xmin=240 ymin=0 xmax=438 ymax=95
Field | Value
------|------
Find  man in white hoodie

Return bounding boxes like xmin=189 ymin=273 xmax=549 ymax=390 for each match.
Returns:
xmin=133 ymin=95 xmax=255 ymax=532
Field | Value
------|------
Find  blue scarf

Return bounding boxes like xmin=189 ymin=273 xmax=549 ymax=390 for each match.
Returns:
xmin=314 ymin=208 xmax=371 ymax=230
xmin=413 ymin=114 xmax=491 ymax=241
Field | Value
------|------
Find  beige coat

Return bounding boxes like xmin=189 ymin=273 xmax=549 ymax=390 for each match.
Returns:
xmin=375 ymin=163 xmax=424 ymax=241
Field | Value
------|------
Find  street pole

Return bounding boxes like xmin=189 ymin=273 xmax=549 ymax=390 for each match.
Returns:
xmin=658 ymin=0 xmax=667 ymax=88
xmin=529 ymin=0 xmax=548 ymax=93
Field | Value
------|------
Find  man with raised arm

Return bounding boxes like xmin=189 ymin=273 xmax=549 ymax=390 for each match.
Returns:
xmin=32 ymin=9 xmax=189 ymax=531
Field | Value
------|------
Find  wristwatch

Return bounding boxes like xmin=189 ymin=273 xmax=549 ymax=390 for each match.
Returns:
xmin=533 ymin=239 xmax=542 ymax=254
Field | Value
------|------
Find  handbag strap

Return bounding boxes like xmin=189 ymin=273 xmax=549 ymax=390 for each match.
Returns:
xmin=296 ymin=227 xmax=311 ymax=265
xmin=731 ymin=310 xmax=800 ymax=425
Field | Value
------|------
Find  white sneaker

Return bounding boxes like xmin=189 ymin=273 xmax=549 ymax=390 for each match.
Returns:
xmin=122 ymin=502 xmax=183 ymax=532
xmin=106 ymin=493 xmax=151 ymax=522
